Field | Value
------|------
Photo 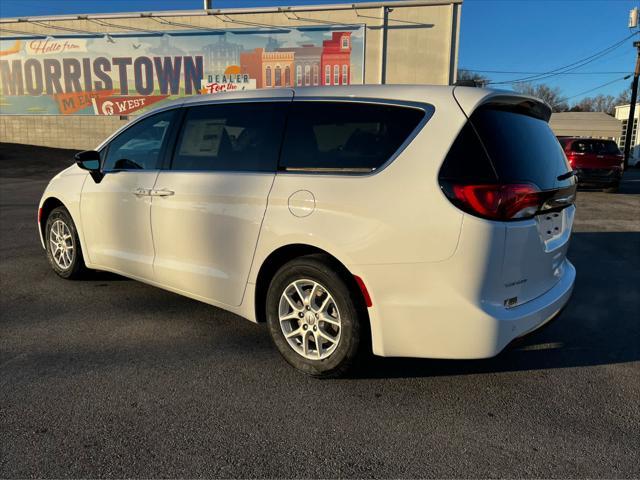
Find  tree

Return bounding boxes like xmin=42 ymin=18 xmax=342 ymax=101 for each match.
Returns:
xmin=571 ymin=94 xmax=616 ymax=115
xmin=513 ymin=82 xmax=568 ymax=112
xmin=456 ymin=69 xmax=489 ymax=87
xmin=568 ymin=85 xmax=633 ymax=115
xmin=615 ymin=87 xmax=632 ymax=106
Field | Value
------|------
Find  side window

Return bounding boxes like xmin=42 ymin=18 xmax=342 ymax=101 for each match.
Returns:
xmin=280 ymin=101 xmax=426 ymax=172
xmin=103 ymin=110 xmax=176 ymax=171
xmin=171 ymin=102 xmax=288 ymax=172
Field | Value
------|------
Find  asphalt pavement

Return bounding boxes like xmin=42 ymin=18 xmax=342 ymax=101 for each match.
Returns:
xmin=1 ymin=142 xmax=639 ymax=478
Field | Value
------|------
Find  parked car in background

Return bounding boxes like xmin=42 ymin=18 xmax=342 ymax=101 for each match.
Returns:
xmin=627 ymin=145 xmax=640 ymax=167
xmin=558 ymin=137 xmax=624 ymax=192
xmin=38 ymin=86 xmax=577 ymax=377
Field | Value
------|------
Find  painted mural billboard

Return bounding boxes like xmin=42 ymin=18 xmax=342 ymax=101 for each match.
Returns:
xmin=0 ymin=26 xmax=365 ymax=115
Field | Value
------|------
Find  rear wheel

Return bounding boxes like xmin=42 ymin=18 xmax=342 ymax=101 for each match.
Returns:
xmin=266 ymin=255 xmax=364 ymax=378
xmin=605 ymin=183 xmax=619 ymax=193
xmin=45 ymin=206 xmax=87 ymax=279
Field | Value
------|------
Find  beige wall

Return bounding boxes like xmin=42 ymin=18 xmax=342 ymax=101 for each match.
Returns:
xmin=0 ymin=115 xmax=126 ymax=150
xmin=0 ymin=1 xmax=461 ymax=149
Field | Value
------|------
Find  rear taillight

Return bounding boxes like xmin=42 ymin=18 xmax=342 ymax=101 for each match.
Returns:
xmin=566 ymin=152 xmax=584 ymax=167
xmin=448 ymin=183 xmax=543 ymax=220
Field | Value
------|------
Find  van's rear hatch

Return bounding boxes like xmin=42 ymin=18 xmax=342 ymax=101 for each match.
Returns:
xmin=441 ymin=89 xmax=577 ymax=307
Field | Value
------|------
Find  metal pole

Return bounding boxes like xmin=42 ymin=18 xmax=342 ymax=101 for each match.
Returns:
xmin=381 ymin=6 xmax=390 ymax=84
xmin=623 ymin=40 xmax=640 ymax=169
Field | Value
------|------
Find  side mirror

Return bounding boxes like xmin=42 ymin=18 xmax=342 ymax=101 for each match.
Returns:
xmin=74 ymin=150 xmax=103 ymax=183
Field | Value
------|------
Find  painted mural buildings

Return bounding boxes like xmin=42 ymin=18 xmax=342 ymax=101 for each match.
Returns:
xmin=239 ymin=32 xmax=353 ymax=88
xmin=0 ymin=28 xmax=361 ymax=115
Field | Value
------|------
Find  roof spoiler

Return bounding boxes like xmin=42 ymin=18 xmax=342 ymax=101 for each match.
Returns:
xmin=453 ymin=87 xmax=552 ymax=122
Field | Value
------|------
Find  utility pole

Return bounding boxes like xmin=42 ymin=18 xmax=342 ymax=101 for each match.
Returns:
xmin=623 ymin=40 xmax=640 ymax=169
xmin=381 ymin=6 xmax=392 ymax=84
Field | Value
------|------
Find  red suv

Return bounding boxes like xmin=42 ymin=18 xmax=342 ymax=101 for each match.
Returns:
xmin=558 ymin=137 xmax=623 ymax=192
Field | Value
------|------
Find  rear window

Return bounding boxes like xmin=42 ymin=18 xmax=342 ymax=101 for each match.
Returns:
xmin=440 ymin=105 xmax=573 ymax=191
xmin=570 ymin=139 xmax=621 ymax=155
xmin=279 ymin=101 xmax=426 ymax=172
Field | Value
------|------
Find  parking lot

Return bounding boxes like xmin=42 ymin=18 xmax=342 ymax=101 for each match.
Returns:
xmin=0 ymin=142 xmax=638 ymax=478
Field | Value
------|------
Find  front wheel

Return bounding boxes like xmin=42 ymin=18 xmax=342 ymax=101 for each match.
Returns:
xmin=266 ymin=255 xmax=365 ymax=378
xmin=45 ymin=206 xmax=87 ymax=279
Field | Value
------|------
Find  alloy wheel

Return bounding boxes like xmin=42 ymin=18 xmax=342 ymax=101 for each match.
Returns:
xmin=278 ymin=279 xmax=341 ymax=360
xmin=49 ymin=219 xmax=74 ymax=270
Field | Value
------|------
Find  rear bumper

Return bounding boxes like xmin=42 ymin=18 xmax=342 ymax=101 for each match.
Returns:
xmin=576 ymin=167 xmax=622 ymax=186
xmin=354 ymin=259 xmax=575 ymax=359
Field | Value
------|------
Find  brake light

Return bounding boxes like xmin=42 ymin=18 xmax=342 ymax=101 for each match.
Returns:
xmin=566 ymin=151 xmax=585 ymax=167
xmin=450 ymin=183 xmax=543 ymax=220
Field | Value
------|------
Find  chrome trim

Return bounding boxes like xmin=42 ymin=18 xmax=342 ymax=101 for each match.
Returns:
xmin=102 ymin=169 xmax=162 ymax=173
xmin=156 ymin=170 xmax=274 ymax=175
xmin=285 ymin=167 xmax=373 ymax=173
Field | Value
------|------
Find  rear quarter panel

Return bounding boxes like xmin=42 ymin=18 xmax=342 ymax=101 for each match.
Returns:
xmin=248 ymin=92 xmax=469 ymax=285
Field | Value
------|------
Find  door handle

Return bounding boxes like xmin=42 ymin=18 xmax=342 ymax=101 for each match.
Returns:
xmin=133 ymin=188 xmax=149 ymax=197
xmin=150 ymin=188 xmax=175 ymax=197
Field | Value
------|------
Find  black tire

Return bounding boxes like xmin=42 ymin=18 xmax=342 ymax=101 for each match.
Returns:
xmin=266 ymin=254 xmax=365 ymax=378
xmin=44 ymin=206 xmax=87 ymax=279
xmin=604 ymin=183 xmax=619 ymax=193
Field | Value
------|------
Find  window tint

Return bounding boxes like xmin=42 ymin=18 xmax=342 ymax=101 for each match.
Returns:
xmin=571 ymin=139 xmax=621 ymax=155
xmin=280 ymin=101 xmax=426 ymax=172
xmin=103 ymin=110 xmax=176 ymax=171
xmin=473 ymin=108 xmax=572 ymax=189
xmin=439 ymin=121 xmax=498 ymax=183
xmin=598 ymin=140 xmax=622 ymax=154
xmin=572 ymin=140 xmax=590 ymax=153
xmin=171 ymin=102 xmax=288 ymax=172
xmin=441 ymin=105 xmax=573 ymax=190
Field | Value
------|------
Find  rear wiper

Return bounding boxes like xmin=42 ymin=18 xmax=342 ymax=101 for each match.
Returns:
xmin=557 ymin=170 xmax=576 ymax=181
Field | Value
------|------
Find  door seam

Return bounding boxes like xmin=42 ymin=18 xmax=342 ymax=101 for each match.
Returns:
xmin=148 ymin=171 xmax=162 ymax=275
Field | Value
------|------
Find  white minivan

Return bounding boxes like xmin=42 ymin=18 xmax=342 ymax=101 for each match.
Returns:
xmin=38 ymin=85 xmax=576 ymax=377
